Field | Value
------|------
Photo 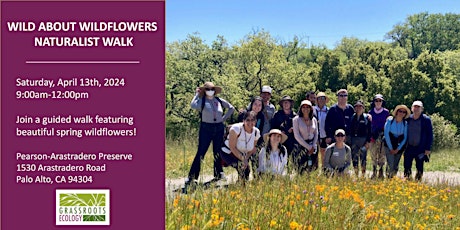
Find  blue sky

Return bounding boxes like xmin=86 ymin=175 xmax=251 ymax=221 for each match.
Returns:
xmin=166 ymin=0 xmax=460 ymax=48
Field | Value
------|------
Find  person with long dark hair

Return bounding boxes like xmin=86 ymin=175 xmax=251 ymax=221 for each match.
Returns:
xmin=258 ymin=129 xmax=288 ymax=176
xmin=292 ymin=100 xmax=319 ymax=174
xmin=220 ymin=111 xmax=261 ymax=181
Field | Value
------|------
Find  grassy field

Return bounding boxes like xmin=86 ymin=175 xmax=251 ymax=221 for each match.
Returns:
xmin=166 ymin=137 xmax=460 ymax=179
xmin=166 ymin=175 xmax=460 ymax=229
xmin=166 ymin=137 xmax=460 ymax=229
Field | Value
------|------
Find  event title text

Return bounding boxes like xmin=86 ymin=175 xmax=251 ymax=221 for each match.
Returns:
xmin=6 ymin=21 xmax=158 ymax=47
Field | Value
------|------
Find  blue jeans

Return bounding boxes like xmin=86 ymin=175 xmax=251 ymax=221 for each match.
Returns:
xmin=385 ymin=147 xmax=402 ymax=178
xmin=188 ymin=122 xmax=224 ymax=180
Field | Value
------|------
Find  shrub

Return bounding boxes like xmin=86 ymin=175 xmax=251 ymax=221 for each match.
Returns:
xmin=430 ymin=113 xmax=459 ymax=151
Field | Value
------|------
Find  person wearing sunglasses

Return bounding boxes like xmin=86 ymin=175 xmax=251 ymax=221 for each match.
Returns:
xmin=368 ymin=94 xmax=390 ymax=179
xmin=403 ymin=101 xmax=433 ymax=181
xmin=325 ymin=89 xmax=355 ymax=146
xmin=184 ymin=82 xmax=235 ymax=191
xmin=324 ymin=129 xmax=352 ymax=177
xmin=383 ymin=104 xmax=410 ymax=179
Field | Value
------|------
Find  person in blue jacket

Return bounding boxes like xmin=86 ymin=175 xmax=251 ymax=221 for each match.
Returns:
xmin=384 ymin=104 xmax=410 ymax=179
xmin=403 ymin=101 xmax=433 ymax=181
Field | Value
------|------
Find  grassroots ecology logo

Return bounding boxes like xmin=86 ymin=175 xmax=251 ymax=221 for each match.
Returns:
xmin=55 ymin=189 xmax=110 ymax=225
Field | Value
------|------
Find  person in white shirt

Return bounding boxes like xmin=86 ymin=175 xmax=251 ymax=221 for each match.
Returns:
xmin=258 ymin=129 xmax=288 ymax=176
xmin=314 ymin=92 xmax=329 ymax=169
xmin=220 ymin=111 xmax=261 ymax=181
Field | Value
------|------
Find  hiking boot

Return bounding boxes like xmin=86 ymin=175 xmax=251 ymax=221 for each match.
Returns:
xmin=181 ymin=179 xmax=197 ymax=194
xmin=378 ymin=168 xmax=384 ymax=179
xmin=209 ymin=173 xmax=227 ymax=184
xmin=415 ymin=172 xmax=423 ymax=181
xmin=361 ymin=169 xmax=366 ymax=178
xmin=354 ymin=168 xmax=359 ymax=177
xmin=370 ymin=166 xmax=377 ymax=179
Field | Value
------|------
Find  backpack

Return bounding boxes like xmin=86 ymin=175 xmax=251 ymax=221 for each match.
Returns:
xmin=222 ymin=123 xmax=259 ymax=153
xmin=200 ymin=96 xmax=223 ymax=121
xmin=351 ymin=113 xmax=369 ymax=126
xmin=382 ymin=117 xmax=407 ymax=150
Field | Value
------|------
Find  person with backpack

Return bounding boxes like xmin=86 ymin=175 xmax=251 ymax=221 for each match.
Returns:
xmin=349 ymin=100 xmax=372 ymax=177
xmin=292 ymin=100 xmax=319 ymax=174
xmin=270 ymin=95 xmax=296 ymax=155
xmin=257 ymin=129 xmax=288 ymax=176
xmin=368 ymin=94 xmax=390 ymax=179
xmin=384 ymin=104 xmax=410 ymax=179
xmin=184 ymin=82 xmax=235 ymax=190
xmin=403 ymin=101 xmax=433 ymax=181
xmin=324 ymin=129 xmax=352 ymax=177
xmin=238 ymin=96 xmax=265 ymax=178
xmin=220 ymin=111 xmax=261 ymax=181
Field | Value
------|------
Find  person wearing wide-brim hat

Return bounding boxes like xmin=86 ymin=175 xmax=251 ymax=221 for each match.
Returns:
xmin=391 ymin=104 xmax=411 ymax=119
xmin=383 ymin=104 xmax=409 ymax=179
xmin=198 ymin=82 xmax=222 ymax=97
xmin=257 ymin=129 xmax=289 ymax=176
xmin=271 ymin=95 xmax=297 ymax=158
xmin=184 ymin=81 xmax=235 ymax=193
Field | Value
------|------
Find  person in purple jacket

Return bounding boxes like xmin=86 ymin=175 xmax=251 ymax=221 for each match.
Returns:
xmin=368 ymin=94 xmax=390 ymax=179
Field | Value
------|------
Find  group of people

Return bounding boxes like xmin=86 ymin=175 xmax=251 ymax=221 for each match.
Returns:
xmin=183 ymin=82 xmax=434 ymax=192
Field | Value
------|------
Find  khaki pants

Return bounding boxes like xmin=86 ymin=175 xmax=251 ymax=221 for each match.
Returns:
xmin=370 ymin=138 xmax=386 ymax=167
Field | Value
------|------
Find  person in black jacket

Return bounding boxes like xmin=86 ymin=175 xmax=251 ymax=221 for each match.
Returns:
xmin=270 ymin=95 xmax=296 ymax=155
xmin=325 ymin=89 xmax=355 ymax=146
xmin=404 ymin=101 xmax=433 ymax=181
xmin=349 ymin=100 xmax=372 ymax=177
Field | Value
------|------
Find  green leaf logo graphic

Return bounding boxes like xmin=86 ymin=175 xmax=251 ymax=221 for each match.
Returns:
xmin=60 ymin=193 xmax=106 ymax=206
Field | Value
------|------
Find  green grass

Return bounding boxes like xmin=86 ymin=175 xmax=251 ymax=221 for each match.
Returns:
xmin=166 ymin=136 xmax=460 ymax=229
xmin=166 ymin=175 xmax=460 ymax=230
xmin=166 ymin=136 xmax=460 ymax=179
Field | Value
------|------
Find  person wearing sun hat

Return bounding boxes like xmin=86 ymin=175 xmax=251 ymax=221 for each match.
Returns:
xmin=292 ymin=100 xmax=319 ymax=174
xmin=271 ymin=95 xmax=296 ymax=155
xmin=184 ymin=81 xmax=235 ymax=192
xmin=403 ymin=100 xmax=433 ymax=181
xmin=383 ymin=104 xmax=410 ymax=179
xmin=368 ymin=94 xmax=390 ymax=179
xmin=257 ymin=129 xmax=289 ymax=176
